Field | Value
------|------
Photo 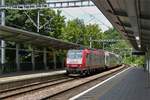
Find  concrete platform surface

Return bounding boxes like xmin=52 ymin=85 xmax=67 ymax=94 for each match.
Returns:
xmin=0 ymin=70 xmax=66 ymax=84
xmin=71 ymin=67 xmax=150 ymax=100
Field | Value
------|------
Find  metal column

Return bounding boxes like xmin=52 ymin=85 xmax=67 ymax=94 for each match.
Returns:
xmin=62 ymin=57 xmax=64 ymax=68
xmin=103 ymin=42 xmax=104 ymax=50
xmin=43 ymin=48 xmax=48 ymax=70
xmin=37 ymin=10 xmax=40 ymax=33
xmin=148 ymin=51 xmax=150 ymax=73
xmin=53 ymin=51 xmax=56 ymax=69
xmin=1 ymin=0 xmax=5 ymax=74
xmin=145 ymin=52 xmax=147 ymax=70
xmin=90 ymin=37 xmax=92 ymax=48
xmin=32 ymin=48 xmax=35 ymax=70
xmin=148 ymin=51 xmax=150 ymax=87
xmin=146 ymin=52 xmax=149 ymax=71
xmin=16 ymin=44 xmax=20 ymax=71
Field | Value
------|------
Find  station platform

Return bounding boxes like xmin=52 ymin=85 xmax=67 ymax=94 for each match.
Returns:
xmin=0 ymin=69 xmax=66 ymax=84
xmin=71 ymin=67 xmax=150 ymax=100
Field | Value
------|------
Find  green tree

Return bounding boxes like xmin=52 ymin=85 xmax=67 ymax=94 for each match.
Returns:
xmin=62 ymin=19 xmax=103 ymax=48
xmin=103 ymin=28 xmax=122 ymax=39
xmin=84 ymin=24 xmax=103 ymax=48
xmin=5 ymin=0 xmax=65 ymax=38
xmin=6 ymin=9 xmax=65 ymax=38
xmin=62 ymin=18 xmax=85 ymax=43
xmin=48 ymin=10 xmax=65 ymax=39
xmin=103 ymin=28 xmax=144 ymax=65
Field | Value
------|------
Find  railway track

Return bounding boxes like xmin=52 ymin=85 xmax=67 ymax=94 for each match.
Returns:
xmin=0 ymin=76 xmax=75 ymax=99
xmin=0 ymin=65 xmax=127 ymax=100
xmin=48 ymin=66 xmax=128 ymax=100
xmin=43 ymin=65 xmax=127 ymax=100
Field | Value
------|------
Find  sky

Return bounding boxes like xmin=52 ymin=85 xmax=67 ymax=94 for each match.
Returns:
xmin=47 ymin=0 xmax=113 ymax=31
xmin=58 ymin=7 xmax=112 ymax=31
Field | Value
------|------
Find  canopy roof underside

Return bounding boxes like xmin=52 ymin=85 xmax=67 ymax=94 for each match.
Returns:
xmin=92 ymin=0 xmax=150 ymax=51
xmin=0 ymin=25 xmax=85 ymax=49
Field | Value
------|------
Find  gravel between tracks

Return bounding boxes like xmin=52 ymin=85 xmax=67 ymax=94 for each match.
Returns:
xmin=0 ymin=77 xmax=73 ymax=99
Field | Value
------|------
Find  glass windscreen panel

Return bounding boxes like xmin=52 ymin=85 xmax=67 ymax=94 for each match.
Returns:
xmin=67 ymin=50 xmax=82 ymax=59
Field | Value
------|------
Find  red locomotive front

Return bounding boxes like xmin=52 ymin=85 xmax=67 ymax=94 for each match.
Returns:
xmin=66 ymin=49 xmax=106 ymax=75
xmin=66 ymin=49 xmax=86 ymax=74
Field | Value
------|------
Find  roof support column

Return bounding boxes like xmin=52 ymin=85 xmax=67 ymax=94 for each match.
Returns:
xmin=32 ymin=48 xmax=35 ymax=71
xmin=53 ymin=50 xmax=56 ymax=69
xmin=146 ymin=50 xmax=150 ymax=87
xmin=146 ymin=52 xmax=149 ymax=71
xmin=61 ymin=56 xmax=65 ymax=68
xmin=1 ymin=41 xmax=5 ymax=74
xmin=16 ymin=43 xmax=20 ymax=72
xmin=43 ymin=48 xmax=48 ymax=70
xmin=1 ymin=0 xmax=5 ymax=74
xmin=148 ymin=51 xmax=150 ymax=73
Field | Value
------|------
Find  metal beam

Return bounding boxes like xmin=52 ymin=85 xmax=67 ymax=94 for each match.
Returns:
xmin=115 ymin=22 xmax=132 ymax=28
xmin=107 ymin=10 xmax=128 ymax=17
xmin=120 ymin=29 xmax=132 ymax=35
xmin=141 ymin=39 xmax=150 ymax=42
xmin=109 ymin=10 xmax=150 ymax=21
xmin=91 ymin=39 xmax=125 ymax=42
xmin=0 ymin=0 xmax=94 ymax=10
xmin=116 ymin=21 xmax=150 ymax=33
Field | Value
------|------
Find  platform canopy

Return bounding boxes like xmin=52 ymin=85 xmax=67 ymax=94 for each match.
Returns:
xmin=92 ymin=0 xmax=150 ymax=51
xmin=0 ymin=25 xmax=85 ymax=49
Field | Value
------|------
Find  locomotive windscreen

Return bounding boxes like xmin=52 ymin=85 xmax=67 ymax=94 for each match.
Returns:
xmin=67 ymin=50 xmax=82 ymax=59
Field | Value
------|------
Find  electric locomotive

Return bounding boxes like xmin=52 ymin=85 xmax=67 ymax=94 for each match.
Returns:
xmin=66 ymin=49 xmax=121 ymax=76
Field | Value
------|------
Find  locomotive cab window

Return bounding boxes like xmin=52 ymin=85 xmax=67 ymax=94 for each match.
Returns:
xmin=67 ymin=50 xmax=82 ymax=59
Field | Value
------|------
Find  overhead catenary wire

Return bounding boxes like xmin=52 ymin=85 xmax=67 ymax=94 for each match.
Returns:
xmin=61 ymin=9 xmax=75 ymax=19
xmin=78 ymin=7 xmax=111 ymax=29
xmin=57 ymin=6 xmax=111 ymax=31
